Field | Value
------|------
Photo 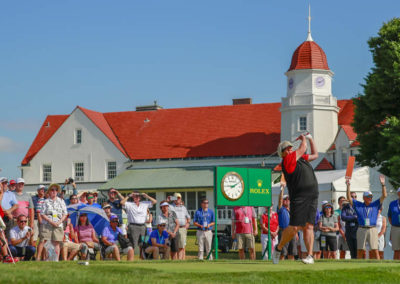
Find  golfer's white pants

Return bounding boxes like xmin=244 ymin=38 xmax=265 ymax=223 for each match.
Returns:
xmin=197 ymin=230 xmax=213 ymax=260
xmin=261 ymin=233 xmax=278 ymax=260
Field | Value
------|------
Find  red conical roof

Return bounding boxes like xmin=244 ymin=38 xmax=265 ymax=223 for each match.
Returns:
xmin=288 ymin=41 xmax=329 ymax=71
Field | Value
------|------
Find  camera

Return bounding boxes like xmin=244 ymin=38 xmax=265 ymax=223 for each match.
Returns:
xmin=67 ymin=177 xmax=74 ymax=184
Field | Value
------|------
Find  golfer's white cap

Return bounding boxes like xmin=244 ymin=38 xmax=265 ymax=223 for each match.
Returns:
xmin=277 ymin=141 xmax=294 ymax=158
xmin=321 ymin=200 xmax=328 ymax=205
xmin=16 ymin=178 xmax=25 ymax=184
xmin=160 ymin=202 xmax=169 ymax=207
xmin=283 ymin=194 xmax=289 ymax=200
xmin=37 ymin=185 xmax=45 ymax=190
xmin=363 ymin=191 xmax=373 ymax=197
xmin=157 ymin=219 xmax=167 ymax=226
xmin=0 ymin=177 xmax=7 ymax=183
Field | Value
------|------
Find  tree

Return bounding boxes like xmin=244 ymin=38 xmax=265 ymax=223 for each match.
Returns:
xmin=353 ymin=18 xmax=400 ymax=185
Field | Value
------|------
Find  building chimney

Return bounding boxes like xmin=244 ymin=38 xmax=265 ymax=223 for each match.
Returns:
xmin=232 ymin=98 xmax=252 ymax=105
xmin=136 ymin=100 xmax=163 ymax=112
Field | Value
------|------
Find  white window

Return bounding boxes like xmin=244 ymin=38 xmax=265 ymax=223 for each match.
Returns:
xmin=75 ymin=129 xmax=82 ymax=144
xmin=74 ymin=162 xmax=84 ymax=182
xmin=299 ymin=116 xmax=307 ymax=131
xmin=42 ymin=164 xmax=52 ymax=182
xmin=341 ymin=149 xmax=347 ymax=168
xmin=107 ymin=161 xmax=117 ymax=180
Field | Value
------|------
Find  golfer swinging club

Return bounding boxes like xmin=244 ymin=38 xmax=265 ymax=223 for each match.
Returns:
xmin=272 ymin=133 xmax=318 ymax=264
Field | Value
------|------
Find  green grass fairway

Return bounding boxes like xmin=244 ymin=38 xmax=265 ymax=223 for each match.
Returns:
xmin=1 ymin=260 xmax=399 ymax=283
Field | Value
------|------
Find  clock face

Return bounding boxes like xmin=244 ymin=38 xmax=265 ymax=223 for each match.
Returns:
xmin=315 ymin=76 xmax=325 ymax=88
xmin=221 ymin=172 xmax=245 ymax=201
xmin=288 ymin=78 xmax=294 ymax=89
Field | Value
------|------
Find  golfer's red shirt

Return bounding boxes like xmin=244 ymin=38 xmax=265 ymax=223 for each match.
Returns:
xmin=283 ymin=151 xmax=309 ymax=174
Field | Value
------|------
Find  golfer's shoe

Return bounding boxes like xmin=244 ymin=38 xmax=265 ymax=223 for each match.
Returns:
xmin=301 ymin=255 xmax=314 ymax=264
xmin=272 ymin=246 xmax=281 ymax=264
xmin=3 ymin=255 xmax=18 ymax=263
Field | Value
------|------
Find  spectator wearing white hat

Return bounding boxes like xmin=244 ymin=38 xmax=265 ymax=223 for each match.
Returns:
xmin=145 ymin=219 xmax=170 ymax=260
xmin=168 ymin=193 xmax=190 ymax=260
xmin=120 ymin=191 xmax=157 ymax=260
xmin=276 ymin=186 xmax=297 ymax=261
xmin=13 ymin=178 xmax=34 ymax=231
xmin=387 ymin=187 xmax=400 ymax=260
xmin=0 ymin=177 xmax=18 ymax=239
xmin=157 ymin=201 xmax=179 ymax=259
xmin=346 ymin=175 xmax=387 ymax=259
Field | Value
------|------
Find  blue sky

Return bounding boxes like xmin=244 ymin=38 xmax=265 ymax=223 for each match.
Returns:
xmin=0 ymin=0 xmax=398 ymax=178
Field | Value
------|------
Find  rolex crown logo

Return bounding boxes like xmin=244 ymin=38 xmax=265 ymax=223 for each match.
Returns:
xmin=257 ymin=179 xmax=263 ymax=187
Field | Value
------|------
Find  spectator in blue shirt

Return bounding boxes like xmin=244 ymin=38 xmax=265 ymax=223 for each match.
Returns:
xmin=388 ymin=187 xmax=400 ymax=260
xmin=341 ymin=198 xmax=359 ymax=259
xmin=276 ymin=184 xmax=297 ymax=261
xmin=107 ymin=188 xmax=123 ymax=223
xmin=87 ymin=193 xmax=101 ymax=208
xmin=346 ymin=175 xmax=387 ymax=259
xmin=1 ymin=177 xmax=19 ymax=239
xmin=193 ymin=199 xmax=215 ymax=260
xmin=101 ymin=215 xmax=133 ymax=261
xmin=145 ymin=220 xmax=170 ymax=259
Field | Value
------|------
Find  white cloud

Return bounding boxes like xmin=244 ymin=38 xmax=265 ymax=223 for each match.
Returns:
xmin=0 ymin=136 xmax=23 ymax=153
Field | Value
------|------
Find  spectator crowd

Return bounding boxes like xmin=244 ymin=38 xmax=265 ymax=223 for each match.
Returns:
xmin=0 ymin=174 xmax=399 ymax=263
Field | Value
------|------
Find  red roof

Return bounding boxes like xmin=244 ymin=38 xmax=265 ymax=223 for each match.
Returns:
xmin=78 ymin=107 xmax=127 ymax=157
xmin=288 ymin=41 xmax=329 ymax=71
xmin=341 ymin=125 xmax=357 ymax=141
xmin=350 ymin=140 xmax=360 ymax=147
xmin=22 ymin=115 xmax=69 ymax=165
xmin=315 ymin=158 xmax=334 ymax=171
xmin=338 ymin=100 xmax=355 ymax=125
xmin=21 ymin=99 xmax=356 ymax=165
xmin=103 ymin=103 xmax=281 ymax=160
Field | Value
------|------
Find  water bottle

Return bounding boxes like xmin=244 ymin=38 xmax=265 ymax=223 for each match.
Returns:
xmin=44 ymin=241 xmax=58 ymax=262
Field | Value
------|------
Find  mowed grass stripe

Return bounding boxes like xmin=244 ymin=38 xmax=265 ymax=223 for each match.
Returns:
xmin=1 ymin=261 xmax=400 ymax=283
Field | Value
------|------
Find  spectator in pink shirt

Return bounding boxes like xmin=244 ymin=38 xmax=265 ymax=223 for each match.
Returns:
xmin=232 ymin=206 xmax=258 ymax=260
xmin=75 ymin=213 xmax=100 ymax=260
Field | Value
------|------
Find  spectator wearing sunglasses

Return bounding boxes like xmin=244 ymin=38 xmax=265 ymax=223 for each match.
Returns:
xmin=87 ymin=193 xmax=101 ymax=208
xmin=101 ymin=215 xmax=134 ymax=261
xmin=346 ymin=175 xmax=387 ymax=259
xmin=40 ymin=184 xmax=68 ymax=261
xmin=145 ymin=220 xmax=170 ymax=259
xmin=193 ymin=199 xmax=215 ymax=260
xmin=318 ymin=203 xmax=338 ymax=259
xmin=9 ymin=214 xmax=36 ymax=261
xmin=69 ymin=195 xmax=79 ymax=205
xmin=341 ymin=194 xmax=359 ymax=259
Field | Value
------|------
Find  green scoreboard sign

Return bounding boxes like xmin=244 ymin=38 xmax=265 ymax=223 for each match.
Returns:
xmin=215 ymin=167 xmax=272 ymax=207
